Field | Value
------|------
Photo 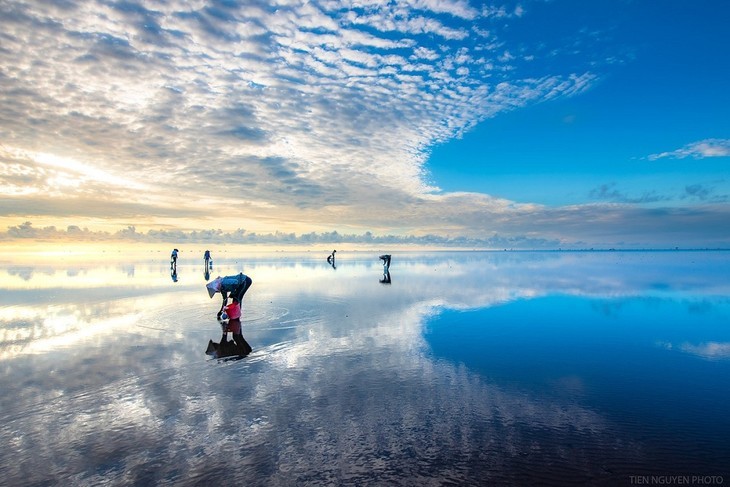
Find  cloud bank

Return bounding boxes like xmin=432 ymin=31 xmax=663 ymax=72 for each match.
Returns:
xmin=3 ymin=217 xmax=729 ymax=249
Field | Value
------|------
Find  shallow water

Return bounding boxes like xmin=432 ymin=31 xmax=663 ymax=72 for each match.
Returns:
xmin=1 ymin=250 xmax=729 ymax=486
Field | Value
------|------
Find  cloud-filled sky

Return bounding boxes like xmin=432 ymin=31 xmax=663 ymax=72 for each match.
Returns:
xmin=0 ymin=0 xmax=728 ymax=248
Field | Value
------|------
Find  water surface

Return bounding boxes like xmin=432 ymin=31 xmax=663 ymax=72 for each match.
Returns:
xmin=1 ymin=250 xmax=728 ymax=485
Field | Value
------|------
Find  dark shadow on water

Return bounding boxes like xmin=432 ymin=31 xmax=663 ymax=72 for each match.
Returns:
xmin=206 ymin=318 xmax=252 ymax=360
xmin=205 ymin=339 xmax=248 ymax=361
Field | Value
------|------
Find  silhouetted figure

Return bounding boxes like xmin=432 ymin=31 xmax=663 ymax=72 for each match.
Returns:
xmin=206 ymin=273 xmax=253 ymax=318
xmin=379 ymin=254 xmax=391 ymax=270
xmin=204 ymin=250 xmax=212 ymax=268
xmin=206 ymin=337 xmax=243 ymax=359
xmin=228 ymin=316 xmax=252 ymax=355
xmin=327 ymin=249 xmax=337 ymax=267
xmin=171 ymin=248 xmax=179 ymax=268
xmin=206 ymin=316 xmax=252 ymax=359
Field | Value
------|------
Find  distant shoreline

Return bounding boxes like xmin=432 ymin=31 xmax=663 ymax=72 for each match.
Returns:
xmin=1 ymin=241 xmax=727 ymax=263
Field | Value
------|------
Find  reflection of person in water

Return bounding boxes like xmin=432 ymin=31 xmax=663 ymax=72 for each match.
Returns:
xmin=206 ymin=337 xmax=240 ymax=359
xmin=171 ymin=266 xmax=178 ymax=282
xmin=380 ymin=269 xmax=391 ymax=284
xmin=206 ymin=273 xmax=253 ymax=318
xmin=207 ymin=300 xmax=252 ymax=358
xmin=223 ymin=317 xmax=252 ymax=356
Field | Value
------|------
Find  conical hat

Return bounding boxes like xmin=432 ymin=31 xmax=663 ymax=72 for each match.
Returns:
xmin=206 ymin=277 xmax=222 ymax=298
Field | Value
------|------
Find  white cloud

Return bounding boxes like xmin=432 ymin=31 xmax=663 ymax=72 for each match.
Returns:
xmin=404 ymin=0 xmax=480 ymax=20
xmin=648 ymin=139 xmax=730 ymax=161
xmin=0 ymin=0 xmax=604 ymax=240
xmin=411 ymin=46 xmax=440 ymax=61
xmin=342 ymin=10 xmax=469 ymax=40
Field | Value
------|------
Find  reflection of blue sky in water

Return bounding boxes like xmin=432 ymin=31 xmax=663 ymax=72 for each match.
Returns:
xmin=0 ymin=251 xmax=729 ymax=484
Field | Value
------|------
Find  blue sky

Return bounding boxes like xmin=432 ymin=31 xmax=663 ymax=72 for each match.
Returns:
xmin=0 ymin=0 xmax=728 ymax=248
xmin=428 ymin=1 xmax=730 ymax=205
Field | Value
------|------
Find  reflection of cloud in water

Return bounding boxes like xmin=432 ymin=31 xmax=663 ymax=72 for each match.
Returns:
xmin=7 ymin=266 xmax=36 ymax=281
xmin=2 ymin=328 xmax=619 ymax=486
xmin=2 ymin=251 xmax=727 ymax=484
xmin=0 ymin=291 xmax=200 ymax=360
xmin=240 ymin=356 xmax=612 ymax=484
xmin=660 ymin=341 xmax=730 ymax=360
xmin=1 ymin=263 xmax=174 ymax=291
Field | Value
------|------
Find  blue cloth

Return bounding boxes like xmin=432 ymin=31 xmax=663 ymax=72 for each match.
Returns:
xmin=219 ymin=273 xmax=248 ymax=293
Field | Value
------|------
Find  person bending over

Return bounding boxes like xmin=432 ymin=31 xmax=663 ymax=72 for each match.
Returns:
xmin=206 ymin=272 xmax=253 ymax=318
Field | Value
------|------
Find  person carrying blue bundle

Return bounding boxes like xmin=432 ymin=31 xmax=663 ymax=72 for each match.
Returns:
xmin=206 ymin=272 xmax=253 ymax=318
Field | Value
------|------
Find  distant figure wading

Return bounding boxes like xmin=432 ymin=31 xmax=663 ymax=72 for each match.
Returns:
xmin=379 ymin=254 xmax=392 ymax=284
xmin=379 ymin=254 xmax=391 ymax=270
xmin=327 ymin=250 xmax=336 ymax=265
xmin=170 ymin=248 xmax=179 ymax=267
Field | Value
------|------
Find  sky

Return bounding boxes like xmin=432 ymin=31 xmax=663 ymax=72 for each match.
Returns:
xmin=0 ymin=0 xmax=728 ymax=249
